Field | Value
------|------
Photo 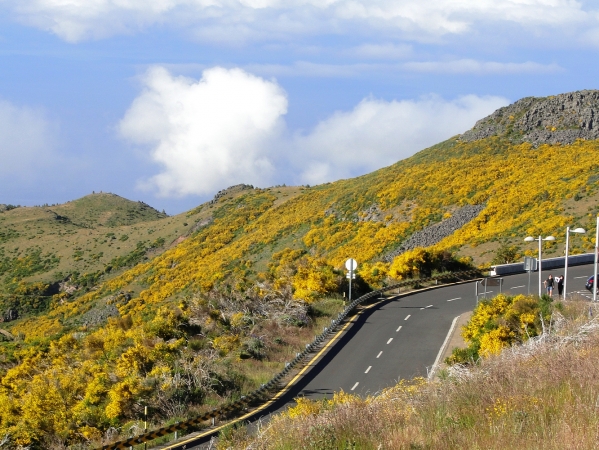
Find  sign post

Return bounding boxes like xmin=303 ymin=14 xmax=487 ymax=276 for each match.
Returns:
xmin=523 ymin=256 xmax=537 ymax=296
xmin=345 ymin=258 xmax=358 ymax=302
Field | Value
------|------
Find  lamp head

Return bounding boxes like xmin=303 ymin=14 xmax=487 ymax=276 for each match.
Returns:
xmin=544 ymin=236 xmax=556 ymax=241
xmin=572 ymin=228 xmax=586 ymax=234
xmin=524 ymin=236 xmax=535 ymax=242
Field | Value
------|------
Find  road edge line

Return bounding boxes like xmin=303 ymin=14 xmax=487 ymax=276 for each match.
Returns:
xmin=429 ymin=315 xmax=460 ymax=380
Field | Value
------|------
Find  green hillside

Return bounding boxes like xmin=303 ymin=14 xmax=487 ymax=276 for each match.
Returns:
xmin=1 ymin=90 xmax=599 ymax=448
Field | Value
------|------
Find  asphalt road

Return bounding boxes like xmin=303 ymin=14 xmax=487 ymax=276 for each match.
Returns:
xmin=299 ymin=263 xmax=593 ymax=398
xmin=165 ymin=263 xmax=595 ymax=449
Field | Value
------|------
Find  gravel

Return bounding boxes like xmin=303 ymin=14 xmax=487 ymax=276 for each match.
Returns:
xmin=382 ymin=204 xmax=485 ymax=262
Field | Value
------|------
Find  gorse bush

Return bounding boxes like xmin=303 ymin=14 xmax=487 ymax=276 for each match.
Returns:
xmin=448 ymin=293 xmax=560 ymax=363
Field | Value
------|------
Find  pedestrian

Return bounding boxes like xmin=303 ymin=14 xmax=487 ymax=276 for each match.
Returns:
xmin=557 ymin=275 xmax=564 ymax=298
xmin=544 ymin=274 xmax=554 ymax=297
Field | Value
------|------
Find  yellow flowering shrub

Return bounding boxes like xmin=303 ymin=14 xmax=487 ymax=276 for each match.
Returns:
xmin=451 ymin=293 xmax=554 ymax=364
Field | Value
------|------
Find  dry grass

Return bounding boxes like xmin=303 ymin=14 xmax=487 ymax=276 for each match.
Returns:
xmin=220 ymin=300 xmax=599 ymax=449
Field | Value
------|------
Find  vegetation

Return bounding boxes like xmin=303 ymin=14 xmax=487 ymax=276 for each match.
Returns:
xmin=447 ymin=293 xmax=558 ymax=363
xmin=0 ymin=134 xmax=599 ymax=447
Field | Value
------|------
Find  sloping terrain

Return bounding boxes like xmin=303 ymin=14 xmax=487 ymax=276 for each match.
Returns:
xmin=1 ymin=90 xmax=599 ymax=448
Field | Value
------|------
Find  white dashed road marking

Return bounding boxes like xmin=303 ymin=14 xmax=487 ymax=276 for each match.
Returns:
xmin=405 ymin=314 xmax=411 ymax=320
xmin=351 ymin=382 xmax=359 ymax=391
xmin=447 ymin=297 xmax=461 ymax=302
xmin=510 ymin=285 xmax=525 ymax=289
xmin=365 ymin=366 xmax=371 ymax=374
xmin=396 ymin=325 xmax=402 ymax=332
xmin=387 ymin=338 xmax=393 ymax=344
xmin=376 ymin=351 xmax=382 ymax=358
xmin=420 ymin=305 xmax=433 ymax=310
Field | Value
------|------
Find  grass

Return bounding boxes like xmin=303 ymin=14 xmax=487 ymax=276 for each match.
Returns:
xmin=219 ymin=299 xmax=599 ymax=449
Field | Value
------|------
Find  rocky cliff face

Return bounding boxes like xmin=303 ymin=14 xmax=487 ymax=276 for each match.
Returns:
xmin=460 ymin=90 xmax=599 ymax=146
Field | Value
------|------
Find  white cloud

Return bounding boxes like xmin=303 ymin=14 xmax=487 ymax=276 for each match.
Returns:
xmin=291 ymin=94 xmax=509 ymax=185
xmin=119 ymin=66 xmax=288 ymax=197
xmin=403 ymin=59 xmax=564 ymax=75
xmin=0 ymin=99 xmax=57 ymax=177
xmin=244 ymin=59 xmax=562 ymax=78
xmin=347 ymin=43 xmax=413 ymax=60
xmin=120 ymin=66 xmax=512 ymax=195
xmin=2 ymin=0 xmax=597 ymax=44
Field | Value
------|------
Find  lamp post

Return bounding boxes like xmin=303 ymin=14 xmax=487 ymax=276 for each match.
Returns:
xmin=524 ymin=235 xmax=556 ymax=297
xmin=564 ymin=226 xmax=585 ymax=300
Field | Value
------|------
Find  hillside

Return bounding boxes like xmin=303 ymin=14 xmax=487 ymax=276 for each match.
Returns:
xmin=1 ymin=90 xmax=599 ymax=448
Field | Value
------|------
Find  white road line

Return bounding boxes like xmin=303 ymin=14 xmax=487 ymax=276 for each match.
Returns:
xmin=447 ymin=297 xmax=461 ymax=302
xmin=404 ymin=314 xmax=411 ymax=320
xmin=575 ymin=276 xmax=588 ymax=279
xmin=376 ymin=351 xmax=382 ymax=358
xmin=387 ymin=338 xmax=393 ymax=344
xmin=365 ymin=366 xmax=371 ymax=374
xmin=396 ymin=325 xmax=402 ymax=332
xmin=510 ymin=285 xmax=525 ymax=289
xmin=420 ymin=304 xmax=433 ymax=310
xmin=428 ymin=315 xmax=460 ymax=380
xmin=351 ymin=382 xmax=359 ymax=391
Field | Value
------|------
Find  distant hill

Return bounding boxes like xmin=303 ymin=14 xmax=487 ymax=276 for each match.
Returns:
xmin=1 ymin=90 xmax=599 ymax=449
xmin=51 ymin=192 xmax=168 ymax=228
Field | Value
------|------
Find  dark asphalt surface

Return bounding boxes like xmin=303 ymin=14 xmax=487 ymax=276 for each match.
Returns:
xmin=165 ymin=263 xmax=596 ymax=449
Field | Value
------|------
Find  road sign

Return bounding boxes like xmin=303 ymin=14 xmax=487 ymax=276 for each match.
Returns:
xmin=345 ymin=258 xmax=358 ymax=271
xmin=486 ymin=278 xmax=501 ymax=286
xmin=524 ymin=256 xmax=537 ymax=272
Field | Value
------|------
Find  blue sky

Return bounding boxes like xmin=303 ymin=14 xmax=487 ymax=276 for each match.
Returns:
xmin=1 ymin=1 xmax=598 ymax=214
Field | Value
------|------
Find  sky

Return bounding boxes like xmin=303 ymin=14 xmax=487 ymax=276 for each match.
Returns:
xmin=1 ymin=1 xmax=598 ymax=214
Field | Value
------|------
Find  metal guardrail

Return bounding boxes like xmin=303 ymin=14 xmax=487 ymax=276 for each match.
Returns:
xmin=98 ymin=269 xmax=482 ymax=450
xmin=491 ymin=253 xmax=595 ymax=276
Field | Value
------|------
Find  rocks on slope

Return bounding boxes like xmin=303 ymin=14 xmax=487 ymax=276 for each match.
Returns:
xmin=209 ymin=184 xmax=254 ymax=205
xmin=459 ymin=90 xmax=599 ymax=147
xmin=382 ymin=204 xmax=485 ymax=262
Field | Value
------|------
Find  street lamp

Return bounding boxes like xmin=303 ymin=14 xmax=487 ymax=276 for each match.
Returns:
xmin=564 ymin=226 xmax=585 ymax=300
xmin=524 ymin=235 xmax=556 ymax=297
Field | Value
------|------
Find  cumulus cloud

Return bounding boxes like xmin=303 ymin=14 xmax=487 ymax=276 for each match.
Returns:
xmin=119 ymin=66 xmax=287 ymax=197
xmin=0 ymin=99 xmax=57 ymax=177
xmin=291 ymin=94 xmax=509 ymax=185
xmin=120 ymin=65 xmax=509 ymax=195
xmin=3 ymin=0 xmax=597 ymax=43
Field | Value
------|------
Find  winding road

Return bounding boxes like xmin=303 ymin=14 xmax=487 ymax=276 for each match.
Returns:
xmin=163 ymin=263 xmax=595 ymax=449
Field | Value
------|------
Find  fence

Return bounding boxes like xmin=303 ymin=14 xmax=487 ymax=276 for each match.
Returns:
xmin=99 ymin=269 xmax=482 ymax=450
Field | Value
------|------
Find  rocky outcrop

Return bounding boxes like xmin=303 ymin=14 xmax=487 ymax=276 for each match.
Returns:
xmin=0 ymin=309 xmax=18 ymax=323
xmin=359 ymin=204 xmax=383 ymax=222
xmin=383 ymin=204 xmax=485 ymax=262
xmin=460 ymin=90 xmax=599 ymax=147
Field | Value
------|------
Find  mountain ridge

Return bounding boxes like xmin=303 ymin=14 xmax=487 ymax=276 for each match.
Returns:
xmin=460 ymin=89 xmax=599 ymax=146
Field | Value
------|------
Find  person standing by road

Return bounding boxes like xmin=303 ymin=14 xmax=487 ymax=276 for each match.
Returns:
xmin=544 ymin=274 xmax=554 ymax=297
xmin=557 ymin=275 xmax=564 ymax=298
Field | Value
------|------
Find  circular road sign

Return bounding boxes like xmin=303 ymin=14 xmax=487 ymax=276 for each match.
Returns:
xmin=345 ymin=258 xmax=358 ymax=271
